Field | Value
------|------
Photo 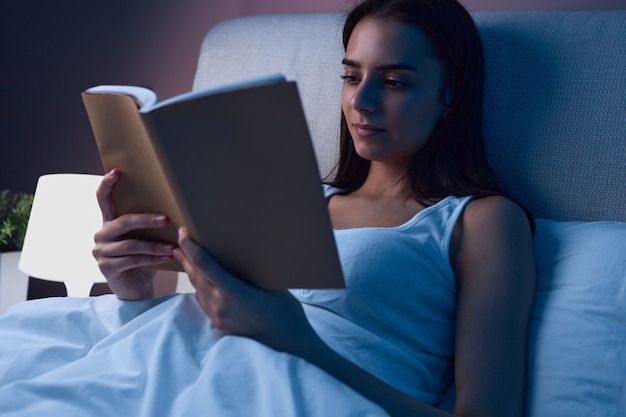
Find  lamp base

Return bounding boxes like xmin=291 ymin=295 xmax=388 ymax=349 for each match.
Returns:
xmin=0 ymin=251 xmax=29 ymax=314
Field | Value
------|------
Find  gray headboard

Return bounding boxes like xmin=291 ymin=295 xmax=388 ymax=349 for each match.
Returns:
xmin=475 ymin=12 xmax=625 ymax=222
xmin=193 ymin=11 xmax=626 ymax=222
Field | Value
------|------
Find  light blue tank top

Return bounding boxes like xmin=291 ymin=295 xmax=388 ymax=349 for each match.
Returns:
xmin=292 ymin=185 xmax=473 ymax=404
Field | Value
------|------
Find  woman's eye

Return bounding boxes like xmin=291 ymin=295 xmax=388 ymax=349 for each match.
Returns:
xmin=340 ymin=74 xmax=359 ymax=85
xmin=384 ymin=79 xmax=405 ymax=89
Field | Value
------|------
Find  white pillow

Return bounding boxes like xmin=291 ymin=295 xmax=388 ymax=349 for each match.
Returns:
xmin=527 ymin=219 xmax=626 ymax=417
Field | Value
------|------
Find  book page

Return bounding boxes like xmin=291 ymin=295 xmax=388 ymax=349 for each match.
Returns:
xmin=84 ymin=85 xmax=157 ymax=111
xmin=84 ymin=73 xmax=285 ymax=114
xmin=150 ymin=73 xmax=285 ymax=112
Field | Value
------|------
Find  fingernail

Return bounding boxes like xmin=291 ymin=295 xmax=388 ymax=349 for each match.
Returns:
xmin=155 ymin=215 xmax=167 ymax=225
xmin=161 ymin=244 xmax=174 ymax=254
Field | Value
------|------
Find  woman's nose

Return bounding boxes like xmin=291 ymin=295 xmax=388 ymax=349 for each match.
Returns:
xmin=351 ymin=82 xmax=377 ymax=113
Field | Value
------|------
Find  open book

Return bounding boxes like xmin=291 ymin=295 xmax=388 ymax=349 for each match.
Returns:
xmin=82 ymin=74 xmax=344 ymax=289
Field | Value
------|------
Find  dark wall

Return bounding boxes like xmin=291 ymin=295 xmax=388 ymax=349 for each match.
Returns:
xmin=0 ymin=0 xmax=213 ymax=194
xmin=3 ymin=2 xmax=129 ymax=193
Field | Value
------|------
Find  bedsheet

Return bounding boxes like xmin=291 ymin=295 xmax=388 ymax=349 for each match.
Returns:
xmin=0 ymin=293 xmax=389 ymax=417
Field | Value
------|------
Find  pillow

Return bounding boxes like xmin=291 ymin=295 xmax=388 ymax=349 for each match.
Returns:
xmin=527 ymin=219 xmax=626 ymax=417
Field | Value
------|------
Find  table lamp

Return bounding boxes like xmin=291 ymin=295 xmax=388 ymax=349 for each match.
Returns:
xmin=18 ymin=174 xmax=107 ymax=297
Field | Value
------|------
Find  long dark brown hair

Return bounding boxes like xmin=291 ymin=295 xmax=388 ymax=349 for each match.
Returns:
xmin=328 ymin=0 xmax=533 ymax=230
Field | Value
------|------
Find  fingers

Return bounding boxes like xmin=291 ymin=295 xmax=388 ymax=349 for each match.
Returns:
xmin=96 ymin=169 xmax=120 ymax=222
xmin=174 ymin=226 xmax=235 ymax=292
xmin=95 ymin=212 xmax=169 ymax=242
xmin=172 ymin=228 xmax=222 ymax=322
xmin=174 ymin=227 xmax=241 ymax=335
xmin=96 ymin=251 xmax=171 ymax=278
xmin=92 ymin=198 xmax=174 ymax=278
xmin=95 ymin=237 xmax=174 ymax=259
xmin=174 ymin=227 xmax=211 ymax=281
xmin=93 ymin=236 xmax=174 ymax=271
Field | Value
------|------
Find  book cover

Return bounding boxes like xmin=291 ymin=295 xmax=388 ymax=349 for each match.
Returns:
xmin=82 ymin=76 xmax=345 ymax=289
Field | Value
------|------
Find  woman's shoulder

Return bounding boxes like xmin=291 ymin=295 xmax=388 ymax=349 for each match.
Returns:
xmin=450 ymin=196 xmax=533 ymax=268
xmin=454 ymin=196 xmax=534 ymax=265
xmin=465 ymin=195 xmax=525 ymax=218
xmin=463 ymin=195 xmax=532 ymax=234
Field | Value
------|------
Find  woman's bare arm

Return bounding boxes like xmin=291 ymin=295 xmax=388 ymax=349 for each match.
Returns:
xmin=451 ymin=196 xmax=536 ymax=417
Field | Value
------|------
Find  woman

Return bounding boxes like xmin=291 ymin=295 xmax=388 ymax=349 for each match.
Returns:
xmin=2 ymin=0 xmax=535 ymax=416
xmin=95 ymin=0 xmax=535 ymax=415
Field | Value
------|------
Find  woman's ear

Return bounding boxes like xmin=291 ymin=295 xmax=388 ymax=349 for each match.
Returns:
xmin=444 ymin=82 xmax=460 ymax=106
xmin=441 ymin=83 xmax=459 ymax=119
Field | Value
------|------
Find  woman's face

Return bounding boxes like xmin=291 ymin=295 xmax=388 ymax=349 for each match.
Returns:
xmin=341 ymin=17 xmax=448 ymax=168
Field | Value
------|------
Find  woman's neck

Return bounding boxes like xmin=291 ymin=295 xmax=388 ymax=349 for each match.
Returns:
xmin=357 ymin=161 xmax=412 ymax=200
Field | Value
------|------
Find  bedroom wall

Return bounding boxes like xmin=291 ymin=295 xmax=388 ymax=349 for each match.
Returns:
xmin=1 ymin=0 xmax=624 ymax=194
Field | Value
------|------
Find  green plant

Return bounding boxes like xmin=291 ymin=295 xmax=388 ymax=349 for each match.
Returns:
xmin=0 ymin=190 xmax=34 ymax=252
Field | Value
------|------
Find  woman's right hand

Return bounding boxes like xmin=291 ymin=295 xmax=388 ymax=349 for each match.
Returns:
xmin=92 ymin=169 xmax=175 ymax=300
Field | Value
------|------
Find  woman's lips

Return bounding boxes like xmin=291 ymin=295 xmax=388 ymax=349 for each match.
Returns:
xmin=353 ymin=123 xmax=385 ymax=137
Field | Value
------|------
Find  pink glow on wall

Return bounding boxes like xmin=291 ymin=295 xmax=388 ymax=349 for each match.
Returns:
xmin=462 ymin=0 xmax=624 ymax=9
xmin=130 ymin=0 xmax=626 ymax=100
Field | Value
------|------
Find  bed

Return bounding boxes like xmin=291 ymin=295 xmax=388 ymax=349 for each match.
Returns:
xmin=1 ymin=10 xmax=625 ymax=417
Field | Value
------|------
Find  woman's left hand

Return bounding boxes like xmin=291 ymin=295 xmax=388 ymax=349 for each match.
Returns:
xmin=173 ymin=226 xmax=319 ymax=356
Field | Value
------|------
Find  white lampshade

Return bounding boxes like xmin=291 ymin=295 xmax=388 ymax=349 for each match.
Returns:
xmin=19 ymin=174 xmax=106 ymax=296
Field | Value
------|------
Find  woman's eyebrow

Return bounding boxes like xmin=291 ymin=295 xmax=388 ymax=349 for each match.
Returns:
xmin=341 ymin=58 xmax=418 ymax=72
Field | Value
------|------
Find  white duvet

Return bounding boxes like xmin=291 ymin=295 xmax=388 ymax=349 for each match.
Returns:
xmin=0 ymin=293 xmax=389 ymax=417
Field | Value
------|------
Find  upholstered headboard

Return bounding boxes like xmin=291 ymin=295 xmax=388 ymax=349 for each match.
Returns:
xmin=475 ymin=12 xmax=625 ymax=222
xmin=192 ymin=11 xmax=625 ymax=222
